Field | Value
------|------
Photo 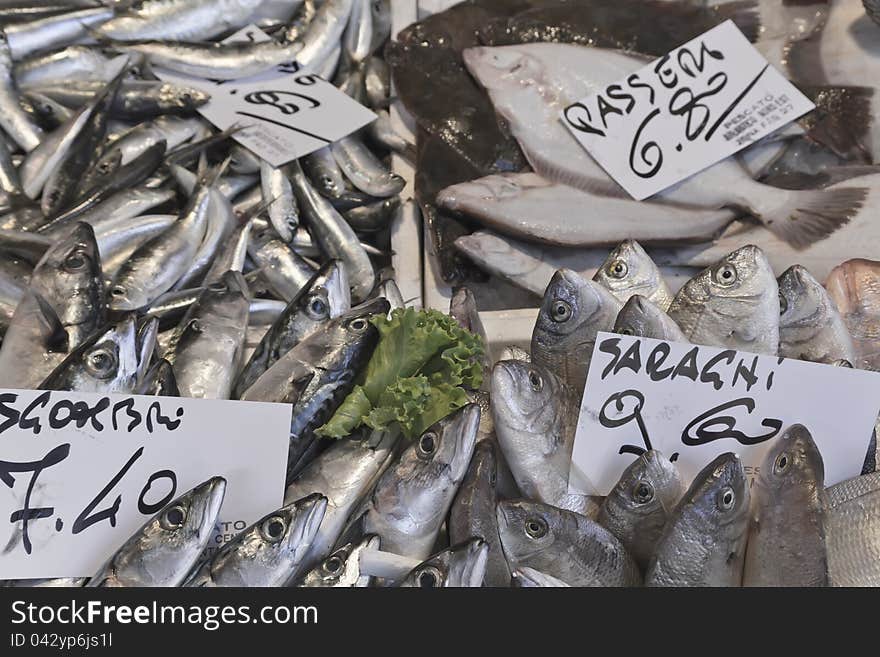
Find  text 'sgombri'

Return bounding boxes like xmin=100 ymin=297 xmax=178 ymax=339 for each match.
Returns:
xmin=154 ymin=25 xmax=377 ymax=167
xmin=0 ymin=390 xmax=289 ymax=580
xmin=570 ymin=333 xmax=880 ymax=496
xmin=561 ymin=21 xmax=814 ymax=200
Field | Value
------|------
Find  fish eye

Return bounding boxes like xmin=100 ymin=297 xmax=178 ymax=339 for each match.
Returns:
xmin=323 ymin=555 xmax=343 ymax=575
xmin=524 ymin=516 xmax=549 ymax=539
xmin=716 ymin=486 xmax=736 ymax=511
xmin=85 ymin=345 xmax=118 ymax=380
xmin=712 ymin=263 xmax=738 ymax=287
xmin=607 ymin=260 xmax=628 ymax=279
xmin=618 ymin=327 xmax=634 ymax=336
xmin=417 ymin=567 xmax=442 ymax=588
xmin=188 ymin=319 xmax=202 ymax=333
xmin=778 ymin=293 xmax=788 ymax=315
xmin=110 ymin=285 xmax=126 ymax=298
xmin=418 ymin=431 xmax=437 ymax=456
xmin=305 ymin=295 xmax=328 ymax=320
xmin=528 ymin=370 xmax=543 ymax=391
xmin=632 ymin=480 xmax=655 ymax=504
xmin=260 ymin=516 xmax=287 ymax=543
xmin=774 ymin=451 xmax=791 ymax=475
xmin=349 ymin=317 xmax=368 ymax=332
xmin=549 ymin=299 xmax=572 ymax=322
xmin=160 ymin=504 xmax=187 ymax=530
xmin=489 ymin=470 xmax=497 ymax=486
xmin=64 ymin=251 xmax=87 ymax=272
xmin=208 ymin=282 xmax=226 ymax=292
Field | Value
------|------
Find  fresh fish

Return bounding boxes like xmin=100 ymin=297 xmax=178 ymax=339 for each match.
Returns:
xmin=343 ymin=0 xmax=372 ymax=65
xmin=241 ymin=299 xmax=387 ymax=480
xmin=343 ymin=196 xmax=400 ymax=233
xmin=39 ymin=187 xmax=175 ymax=239
xmin=399 ymin=539 xmax=489 ymax=588
xmin=0 ymin=35 xmax=43 ymax=151
xmin=15 ymin=46 xmax=129 ymax=87
xmin=39 ymin=316 xmax=153 ymax=394
xmin=109 ymin=163 xmax=220 ymax=311
xmin=363 ymin=55 xmax=390 ymax=108
xmin=497 ymin=499 xmax=641 ymax=587
xmin=92 ymin=213 xmax=177 ymax=279
xmin=360 ymin=404 xmax=479 ymax=561
xmin=667 ymin=245 xmax=780 ymax=355
xmin=826 ymin=471 xmax=880 ymax=586
xmin=261 ymin=160 xmax=298 ymax=243
xmin=449 ymin=441 xmax=511 ymax=587
xmin=96 ymin=0 xmax=264 ymax=42
xmin=613 ymin=295 xmax=688 ymax=342
xmin=365 ymin=109 xmax=415 ymax=161
xmin=299 ymin=535 xmax=380 ymax=588
xmin=247 ymin=223 xmax=315 ymax=303
xmin=284 ymin=428 xmax=399 ymax=572
xmin=743 ymin=424 xmax=829 ymax=587
xmin=438 ymin=173 xmax=736 ymax=247
xmin=166 ymin=271 xmax=249 ymax=400
xmin=202 ymin=218 xmax=252 ymax=287
xmin=376 ymin=278 xmax=404 ymax=311
xmin=287 ymin=0 xmax=353 ymax=69
xmin=597 ymin=451 xmax=684 ymax=569
xmin=463 ymin=43 xmax=865 ymax=249
xmin=290 ymin=160 xmax=374 ymax=302
xmin=825 ymin=258 xmax=880 ymax=370
xmin=136 ymin=358 xmax=179 ymax=397
xmin=331 ymin=134 xmax=405 ymax=198
xmin=593 ymin=240 xmax=673 ymax=310
xmin=3 ymin=6 xmax=114 ymax=60
xmin=531 ymin=269 xmax=622 ymax=396
xmin=646 ymin=453 xmax=750 ymax=587
xmin=234 ymin=260 xmax=350 ymax=399
xmin=512 ymin=567 xmax=570 ymax=588
xmin=185 ymin=493 xmax=328 ymax=587
xmin=778 ymin=265 xmax=857 ymax=364
xmin=491 ymin=359 xmax=597 ymax=517
xmin=88 ymin=477 xmax=226 ymax=587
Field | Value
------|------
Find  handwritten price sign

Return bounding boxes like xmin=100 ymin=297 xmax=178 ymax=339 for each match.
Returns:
xmin=0 ymin=390 xmax=289 ymax=579
xmin=155 ymin=25 xmax=376 ymax=167
xmin=570 ymin=333 xmax=880 ymax=496
xmin=561 ymin=20 xmax=814 ymax=200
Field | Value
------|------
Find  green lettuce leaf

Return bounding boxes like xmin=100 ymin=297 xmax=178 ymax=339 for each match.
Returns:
xmin=314 ymin=386 xmax=371 ymax=438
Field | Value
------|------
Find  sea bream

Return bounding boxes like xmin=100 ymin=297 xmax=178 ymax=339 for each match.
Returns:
xmin=462 ymin=42 xmax=865 ymax=249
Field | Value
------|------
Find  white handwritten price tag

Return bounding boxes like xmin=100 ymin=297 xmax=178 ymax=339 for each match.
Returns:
xmin=570 ymin=333 xmax=880 ymax=496
xmin=154 ymin=25 xmax=377 ymax=167
xmin=0 ymin=390 xmax=290 ymax=579
xmin=561 ymin=20 xmax=814 ymax=200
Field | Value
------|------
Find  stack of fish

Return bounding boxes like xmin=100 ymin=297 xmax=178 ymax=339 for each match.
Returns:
xmin=389 ymin=0 xmax=880 ymax=294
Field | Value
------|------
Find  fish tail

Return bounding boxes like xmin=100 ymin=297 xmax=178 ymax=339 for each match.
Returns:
xmin=799 ymin=84 xmax=874 ymax=162
xmin=711 ymin=1 xmax=761 ymax=43
xmin=747 ymin=185 xmax=867 ymax=250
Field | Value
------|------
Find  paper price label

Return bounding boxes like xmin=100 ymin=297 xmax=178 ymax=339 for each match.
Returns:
xmin=570 ymin=333 xmax=880 ymax=496
xmin=561 ymin=20 xmax=815 ymax=200
xmin=155 ymin=25 xmax=377 ymax=167
xmin=0 ymin=390 xmax=290 ymax=579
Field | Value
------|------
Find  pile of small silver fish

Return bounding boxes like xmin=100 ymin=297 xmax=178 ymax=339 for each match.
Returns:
xmin=6 ymin=235 xmax=880 ymax=587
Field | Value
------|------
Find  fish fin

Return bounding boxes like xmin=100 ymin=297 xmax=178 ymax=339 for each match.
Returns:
xmin=527 ymin=150 xmax=629 ymax=199
xmin=799 ymin=85 xmax=874 ymax=162
xmin=198 ymin=155 xmax=233 ymax=189
xmin=747 ymin=186 xmax=867 ymax=249
xmin=784 ymin=32 xmax=827 ymax=85
xmin=711 ymin=1 xmax=761 ymax=43
xmin=32 ymin=293 xmax=68 ymax=354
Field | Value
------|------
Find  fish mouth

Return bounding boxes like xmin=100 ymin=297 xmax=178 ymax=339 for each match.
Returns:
xmin=440 ymin=403 xmax=480 ymax=477
xmin=317 ymin=260 xmax=351 ymax=313
xmin=287 ymin=494 xmax=328 ymax=553
xmin=193 ymin=476 xmax=227 ymax=536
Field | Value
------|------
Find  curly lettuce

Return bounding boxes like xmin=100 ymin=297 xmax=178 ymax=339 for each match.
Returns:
xmin=316 ymin=308 xmax=484 ymax=439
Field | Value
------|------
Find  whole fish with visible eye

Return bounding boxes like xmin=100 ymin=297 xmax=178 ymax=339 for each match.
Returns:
xmin=743 ymin=425 xmax=829 ymax=587
xmin=185 ymin=494 xmax=328 ymax=588
xmin=88 ymin=477 xmax=226 ymax=587
xmin=593 ymin=240 xmax=673 ymax=310
xmin=646 ymin=453 xmax=750 ymax=587
xmin=667 ymin=245 xmax=780 ymax=355
xmin=399 ymin=539 xmax=489 ymax=588
xmin=778 ymin=265 xmax=857 ymax=364
xmin=597 ymin=451 xmax=684 ymax=569
xmin=531 ymin=268 xmax=622 ymax=398
xmin=613 ymin=295 xmax=687 ymax=342
xmin=298 ymin=536 xmax=380 ymax=588
xmin=497 ymin=499 xmax=641 ymax=587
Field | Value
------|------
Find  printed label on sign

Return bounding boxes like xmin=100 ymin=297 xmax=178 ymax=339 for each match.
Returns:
xmin=0 ymin=390 xmax=290 ymax=579
xmin=560 ymin=20 xmax=815 ymax=200
xmin=569 ymin=333 xmax=880 ymax=496
xmin=154 ymin=25 xmax=377 ymax=167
